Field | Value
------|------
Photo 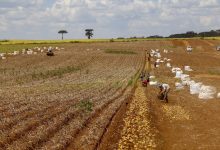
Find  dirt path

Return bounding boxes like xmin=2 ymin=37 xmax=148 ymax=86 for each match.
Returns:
xmin=117 ymin=82 xmax=159 ymax=149
xmin=98 ymin=52 xmax=160 ymax=150
xmin=115 ymin=55 xmax=160 ymax=149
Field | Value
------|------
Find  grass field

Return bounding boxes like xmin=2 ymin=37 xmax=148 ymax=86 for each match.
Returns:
xmin=1 ymin=37 xmax=219 ymax=53
xmin=1 ymin=37 xmax=220 ymax=44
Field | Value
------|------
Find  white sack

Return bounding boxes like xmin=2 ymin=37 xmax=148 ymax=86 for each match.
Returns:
xmin=190 ymin=82 xmax=203 ymax=95
xmin=198 ymin=86 xmax=217 ymax=99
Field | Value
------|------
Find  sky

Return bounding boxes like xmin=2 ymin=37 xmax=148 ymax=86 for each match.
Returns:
xmin=0 ymin=0 xmax=220 ymax=40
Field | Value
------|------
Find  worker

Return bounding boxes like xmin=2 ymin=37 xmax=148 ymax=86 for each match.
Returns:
xmin=154 ymin=61 xmax=157 ymax=68
xmin=142 ymin=76 xmax=150 ymax=87
xmin=148 ymin=52 xmax=151 ymax=61
xmin=158 ymin=83 xmax=170 ymax=103
xmin=47 ymin=47 xmax=54 ymax=56
xmin=140 ymin=72 xmax=145 ymax=81
xmin=48 ymin=47 xmax=52 ymax=53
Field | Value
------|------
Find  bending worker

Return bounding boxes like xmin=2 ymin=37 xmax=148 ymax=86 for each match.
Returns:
xmin=158 ymin=83 xmax=170 ymax=103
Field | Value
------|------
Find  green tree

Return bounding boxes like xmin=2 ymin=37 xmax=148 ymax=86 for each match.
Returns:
xmin=85 ymin=29 xmax=94 ymax=39
xmin=58 ymin=30 xmax=68 ymax=40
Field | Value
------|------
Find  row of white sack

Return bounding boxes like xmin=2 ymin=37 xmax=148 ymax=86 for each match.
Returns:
xmin=150 ymin=49 xmax=165 ymax=58
xmin=151 ymin=52 xmax=161 ymax=58
xmin=155 ymin=60 xmax=192 ymax=72
xmin=32 ymin=46 xmax=63 ymax=51
xmin=0 ymin=46 xmax=63 ymax=57
xmin=151 ymin=51 xmax=171 ymax=58
xmin=151 ymin=49 xmax=171 ymax=54
xmin=10 ymin=50 xmax=38 ymax=55
xmin=0 ymin=51 xmax=39 ymax=59
xmin=171 ymin=65 xmax=219 ymax=99
xmin=156 ymin=58 xmax=171 ymax=63
xmin=0 ymin=47 xmax=64 ymax=60
xmin=159 ymin=63 xmax=192 ymax=70
xmin=175 ymin=72 xmax=219 ymax=99
xmin=149 ymin=72 xmax=219 ymax=99
xmin=156 ymin=63 xmax=172 ymax=68
xmin=155 ymin=58 xmax=172 ymax=68
xmin=150 ymin=48 xmax=219 ymax=99
xmin=172 ymin=66 xmax=193 ymax=74
xmin=176 ymin=81 xmax=219 ymax=99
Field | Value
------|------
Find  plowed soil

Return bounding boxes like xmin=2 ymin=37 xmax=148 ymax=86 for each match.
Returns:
xmin=1 ymin=39 xmax=220 ymax=150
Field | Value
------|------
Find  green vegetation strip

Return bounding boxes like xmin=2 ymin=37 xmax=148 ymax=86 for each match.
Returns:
xmin=0 ymin=43 xmax=61 ymax=53
xmin=31 ymin=66 xmax=80 ymax=79
xmin=105 ymin=49 xmax=137 ymax=54
xmin=208 ymin=69 xmax=220 ymax=75
xmin=1 ymin=37 xmax=220 ymax=44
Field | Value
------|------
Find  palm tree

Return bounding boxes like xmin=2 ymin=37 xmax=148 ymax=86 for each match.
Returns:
xmin=85 ymin=29 xmax=94 ymax=39
xmin=58 ymin=30 xmax=68 ymax=40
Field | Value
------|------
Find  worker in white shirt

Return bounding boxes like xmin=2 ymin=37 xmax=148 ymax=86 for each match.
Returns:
xmin=158 ymin=83 xmax=170 ymax=103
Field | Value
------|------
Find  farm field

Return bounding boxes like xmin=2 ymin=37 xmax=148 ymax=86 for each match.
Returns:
xmin=147 ymin=39 xmax=220 ymax=150
xmin=99 ymin=39 xmax=220 ymax=150
xmin=0 ymin=42 xmax=144 ymax=150
xmin=0 ymin=39 xmax=220 ymax=150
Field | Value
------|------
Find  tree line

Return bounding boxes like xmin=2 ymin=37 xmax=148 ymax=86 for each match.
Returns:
xmin=117 ymin=29 xmax=220 ymax=39
xmin=168 ymin=30 xmax=220 ymax=38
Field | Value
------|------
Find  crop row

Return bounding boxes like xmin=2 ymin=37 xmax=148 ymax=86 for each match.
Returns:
xmin=0 ymin=47 xmax=144 ymax=149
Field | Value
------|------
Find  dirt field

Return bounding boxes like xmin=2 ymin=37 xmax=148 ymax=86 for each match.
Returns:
xmin=0 ymin=39 xmax=220 ymax=150
xmin=99 ymin=39 xmax=220 ymax=150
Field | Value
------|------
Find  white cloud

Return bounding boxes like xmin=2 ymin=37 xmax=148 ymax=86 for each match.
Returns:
xmin=200 ymin=16 xmax=213 ymax=26
xmin=0 ymin=0 xmax=220 ymax=39
xmin=0 ymin=17 xmax=8 ymax=32
xmin=199 ymin=0 xmax=218 ymax=7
